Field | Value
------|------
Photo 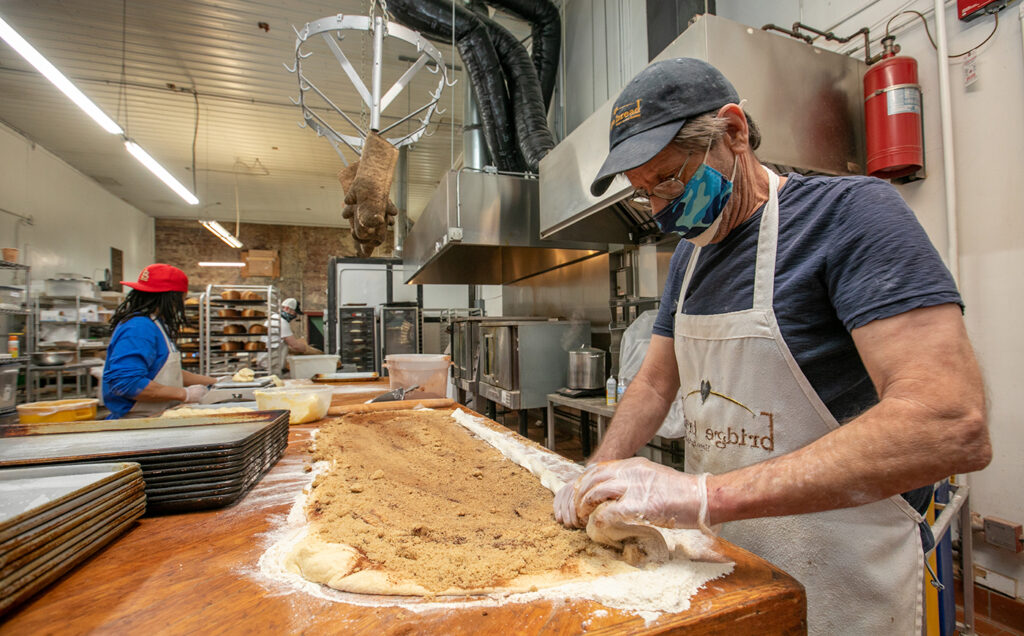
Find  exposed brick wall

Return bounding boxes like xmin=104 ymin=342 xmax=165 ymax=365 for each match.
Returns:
xmin=153 ymin=219 xmax=394 ymax=318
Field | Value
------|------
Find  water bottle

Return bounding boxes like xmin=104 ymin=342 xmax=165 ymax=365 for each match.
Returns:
xmin=616 ymin=376 xmax=628 ymax=403
xmin=605 ymin=374 xmax=617 ymax=406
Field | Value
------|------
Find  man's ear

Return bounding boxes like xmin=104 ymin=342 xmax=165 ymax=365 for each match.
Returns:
xmin=718 ymin=103 xmax=749 ymax=151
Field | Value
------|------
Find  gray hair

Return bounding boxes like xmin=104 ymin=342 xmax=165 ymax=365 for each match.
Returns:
xmin=672 ymin=110 xmax=762 ymax=152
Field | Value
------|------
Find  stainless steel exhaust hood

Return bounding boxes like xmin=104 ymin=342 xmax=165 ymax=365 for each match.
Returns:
xmin=402 ymin=169 xmax=604 ymax=285
xmin=540 ymin=14 xmax=867 ymax=244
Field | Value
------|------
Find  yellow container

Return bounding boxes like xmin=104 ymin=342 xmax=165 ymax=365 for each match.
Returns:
xmin=17 ymin=399 xmax=98 ymax=424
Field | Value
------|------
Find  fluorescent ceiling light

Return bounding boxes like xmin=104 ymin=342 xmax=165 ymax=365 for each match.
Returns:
xmin=198 ymin=261 xmax=245 ymax=267
xmin=199 ymin=220 xmax=243 ymax=249
xmin=0 ymin=16 xmax=123 ymax=135
xmin=125 ymin=140 xmax=199 ymax=205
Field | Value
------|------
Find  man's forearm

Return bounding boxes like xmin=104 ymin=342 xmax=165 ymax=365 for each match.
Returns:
xmin=709 ymin=305 xmax=991 ymax=525
xmin=182 ymin=370 xmax=216 ymax=386
xmin=708 ymin=394 xmax=989 ymax=525
xmin=134 ymin=381 xmax=187 ymax=403
xmin=589 ymin=380 xmax=674 ymax=464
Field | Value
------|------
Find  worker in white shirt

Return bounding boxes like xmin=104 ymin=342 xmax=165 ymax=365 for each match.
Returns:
xmin=263 ymin=298 xmax=322 ymax=360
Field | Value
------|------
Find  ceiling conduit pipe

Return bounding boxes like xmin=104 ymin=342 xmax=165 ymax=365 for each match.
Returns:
xmin=386 ymin=0 xmax=524 ymax=172
xmin=477 ymin=11 xmax=554 ymax=171
xmin=933 ymin=0 xmax=959 ymax=285
xmin=483 ymin=0 xmax=561 ymax=111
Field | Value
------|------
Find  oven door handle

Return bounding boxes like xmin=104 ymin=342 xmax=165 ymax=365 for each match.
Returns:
xmin=482 ymin=333 xmax=494 ymax=380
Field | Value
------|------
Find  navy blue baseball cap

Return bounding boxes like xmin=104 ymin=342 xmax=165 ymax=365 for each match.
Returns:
xmin=590 ymin=58 xmax=740 ymax=197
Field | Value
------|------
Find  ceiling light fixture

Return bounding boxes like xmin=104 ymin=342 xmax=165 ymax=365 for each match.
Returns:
xmin=0 ymin=17 xmax=200 ymax=207
xmin=125 ymin=140 xmax=199 ymax=205
xmin=199 ymin=220 xmax=243 ymax=249
xmin=198 ymin=261 xmax=245 ymax=267
xmin=0 ymin=16 xmax=123 ymax=135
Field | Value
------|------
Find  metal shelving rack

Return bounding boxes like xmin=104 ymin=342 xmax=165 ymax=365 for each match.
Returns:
xmin=201 ymin=285 xmax=281 ymax=377
xmin=0 ymin=260 xmax=31 ymax=415
xmin=178 ymin=295 xmax=203 ymax=372
xmin=29 ymin=294 xmax=114 ymax=401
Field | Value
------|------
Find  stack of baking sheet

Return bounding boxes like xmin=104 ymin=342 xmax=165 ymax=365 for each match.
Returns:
xmin=0 ymin=462 xmax=145 ymax=616
xmin=0 ymin=411 xmax=290 ymax=514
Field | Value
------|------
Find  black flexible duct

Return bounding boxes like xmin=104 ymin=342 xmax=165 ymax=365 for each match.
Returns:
xmin=483 ymin=0 xmax=560 ymax=112
xmin=386 ymin=0 xmax=523 ymax=172
xmin=477 ymin=12 xmax=554 ymax=171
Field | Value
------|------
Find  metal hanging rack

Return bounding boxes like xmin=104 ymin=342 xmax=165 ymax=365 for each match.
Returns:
xmin=287 ymin=2 xmax=454 ymax=163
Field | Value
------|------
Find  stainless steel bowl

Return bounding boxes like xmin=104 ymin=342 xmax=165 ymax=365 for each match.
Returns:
xmin=31 ymin=351 xmax=75 ymax=366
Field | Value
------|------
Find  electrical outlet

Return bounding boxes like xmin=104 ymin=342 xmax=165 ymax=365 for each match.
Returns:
xmin=983 ymin=516 xmax=1024 ymax=553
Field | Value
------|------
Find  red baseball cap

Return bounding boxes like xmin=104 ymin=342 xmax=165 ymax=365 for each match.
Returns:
xmin=122 ymin=264 xmax=189 ymax=293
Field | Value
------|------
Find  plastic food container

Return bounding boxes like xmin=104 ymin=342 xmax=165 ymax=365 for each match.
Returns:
xmin=253 ymin=386 xmax=332 ymax=424
xmin=287 ymin=355 xmax=338 ymax=379
xmin=0 ymin=366 xmax=18 ymax=409
xmin=17 ymin=398 xmax=98 ymax=424
xmin=384 ymin=354 xmax=451 ymax=399
xmin=44 ymin=277 xmax=98 ymax=299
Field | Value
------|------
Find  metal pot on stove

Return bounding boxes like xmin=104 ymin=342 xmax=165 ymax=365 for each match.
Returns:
xmin=567 ymin=345 xmax=605 ymax=390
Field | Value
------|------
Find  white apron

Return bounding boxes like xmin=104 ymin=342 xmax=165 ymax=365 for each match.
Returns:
xmin=674 ymin=167 xmax=924 ymax=635
xmin=125 ymin=318 xmax=184 ymax=418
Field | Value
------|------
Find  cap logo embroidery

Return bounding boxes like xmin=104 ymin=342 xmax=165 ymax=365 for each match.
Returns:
xmin=140 ymin=268 xmax=150 ymax=282
xmin=610 ymin=99 xmax=642 ymax=130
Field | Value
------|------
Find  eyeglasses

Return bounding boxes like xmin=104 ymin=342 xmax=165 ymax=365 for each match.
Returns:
xmin=628 ymin=154 xmax=692 ymax=210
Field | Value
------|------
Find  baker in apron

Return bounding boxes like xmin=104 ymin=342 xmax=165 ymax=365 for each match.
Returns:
xmin=103 ymin=264 xmax=215 ymax=418
xmin=554 ymin=59 xmax=990 ymax=635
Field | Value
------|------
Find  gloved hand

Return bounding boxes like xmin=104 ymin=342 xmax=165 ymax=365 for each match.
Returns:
xmin=553 ymin=481 xmax=583 ymax=528
xmin=572 ymin=457 xmax=711 ymax=531
xmin=183 ymin=384 xmax=209 ymax=404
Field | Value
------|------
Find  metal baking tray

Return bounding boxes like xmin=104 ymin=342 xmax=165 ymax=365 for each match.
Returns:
xmin=0 ymin=412 xmax=289 ymax=468
xmin=110 ymin=419 xmax=288 ymax=468
xmin=145 ymin=446 xmax=286 ymax=513
xmin=0 ymin=501 xmax=143 ymax=616
xmin=0 ymin=496 xmax=144 ymax=590
xmin=122 ymin=421 xmax=288 ymax=471
xmin=312 ymin=372 xmax=379 ymax=383
xmin=0 ymin=410 xmax=289 ymax=438
xmin=0 ymin=470 xmax=141 ymax=545
xmin=145 ymin=439 xmax=285 ymax=499
xmin=0 ymin=482 xmax=144 ymax=568
xmin=0 ymin=463 xmax=142 ymax=533
xmin=143 ymin=451 xmax=277 ymax=496
xmin=143 ymin=435 xmax=287 ymax=486
xmin=143 ymin=457 xmax=251 ymax=483
xmin=145 ymin=486 xmax=256 ymax=513
xmin=0 ymin=489 xmax=144 ymax=575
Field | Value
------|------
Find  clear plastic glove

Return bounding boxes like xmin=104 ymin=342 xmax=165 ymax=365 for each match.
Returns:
xmin=183 ymin=384 xmax=209 ymax=404
xmin=553 ymin=481 xmax=582 ymax=528
xmin=572 ymin=457 xmax=710 ymax=530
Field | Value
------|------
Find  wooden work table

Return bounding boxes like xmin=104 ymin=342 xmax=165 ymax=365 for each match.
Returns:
xmin=1 ymin=382 xmax=806 ymax=635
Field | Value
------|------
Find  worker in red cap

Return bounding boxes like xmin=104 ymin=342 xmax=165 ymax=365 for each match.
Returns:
xmin=103 ymin=264 xmax=216 ymax=418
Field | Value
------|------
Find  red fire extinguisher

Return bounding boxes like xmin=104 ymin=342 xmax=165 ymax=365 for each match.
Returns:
xmin=864 ymin=36 xmax=924 ymax=179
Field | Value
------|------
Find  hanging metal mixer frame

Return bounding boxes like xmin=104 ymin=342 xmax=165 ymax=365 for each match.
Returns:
xmin=287 ymin=2 xmax=454 ymax=162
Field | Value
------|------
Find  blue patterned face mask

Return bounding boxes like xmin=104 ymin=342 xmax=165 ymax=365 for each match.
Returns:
xmin=653 ymin=143 xmax=737 ymax=242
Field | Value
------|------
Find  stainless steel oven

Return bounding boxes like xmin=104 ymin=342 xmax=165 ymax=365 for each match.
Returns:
xmin=452 ymin=316 xmax=484 ymax=393
xmin=477 ymin=319 xmax=590 ymax=410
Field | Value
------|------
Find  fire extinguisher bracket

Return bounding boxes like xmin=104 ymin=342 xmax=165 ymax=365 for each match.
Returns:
xmin=865 ymin=83 xmax=922 ymax=101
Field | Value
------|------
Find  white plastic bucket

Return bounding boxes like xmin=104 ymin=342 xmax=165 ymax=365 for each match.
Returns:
xmin=384 ymin=354 xmax=451 ymax=399
xmin=287 ymin=355 xmax=338 ymax=379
